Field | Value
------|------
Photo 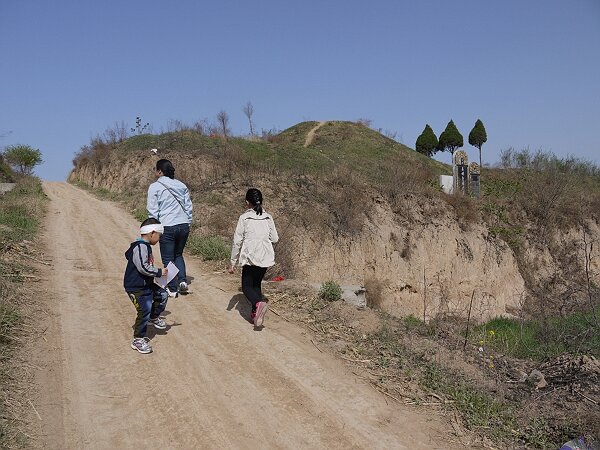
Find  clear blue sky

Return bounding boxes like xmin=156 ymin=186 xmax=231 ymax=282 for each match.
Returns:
xmin=1 ymin=0 xmax=599 ymax=181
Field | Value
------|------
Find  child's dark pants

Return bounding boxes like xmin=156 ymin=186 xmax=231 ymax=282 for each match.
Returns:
xmin=127 ymin=287 xmax=168 ymax=338
xmin=241 ymin=265 xmax=268 ymax=312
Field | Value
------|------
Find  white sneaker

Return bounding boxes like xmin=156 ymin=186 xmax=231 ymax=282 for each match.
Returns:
xmin=149 ymin=317 xmax=167 ymax=330
xmin=131 ymin=337 xmax=152 ymax=354
xmin=179 ymin=281 xmax=189 ymax=294
xmin=166 ymin=288 xmax=178 ymax=298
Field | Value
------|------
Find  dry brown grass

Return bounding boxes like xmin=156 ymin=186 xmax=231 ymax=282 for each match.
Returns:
xmin=0 ymin=177 xmax=48 ymax=448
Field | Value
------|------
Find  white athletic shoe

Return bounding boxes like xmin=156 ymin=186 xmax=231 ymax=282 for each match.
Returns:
xmin=179 ymin=281 xmax=189 ymax=294
xmin=131 ymin=337 xmax=152 ymax=354
xmin=149 ymin=317 xmax=167 ymax=330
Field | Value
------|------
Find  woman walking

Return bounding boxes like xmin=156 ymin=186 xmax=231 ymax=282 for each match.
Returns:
xmin=228 ymin=188 xmax=279 ymax=327
xmin=147 ymin=159 xmax=193 ymax=297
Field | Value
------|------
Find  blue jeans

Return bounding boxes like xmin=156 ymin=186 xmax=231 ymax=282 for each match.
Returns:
xmin=127 ymin=287 xmax=168 ymax=338
xmin=159 ymin=223 xmax=190 ymax=291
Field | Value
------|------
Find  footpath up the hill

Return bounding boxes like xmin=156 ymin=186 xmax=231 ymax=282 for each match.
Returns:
xmin=27 ymin=182 xmax=460 ymax=449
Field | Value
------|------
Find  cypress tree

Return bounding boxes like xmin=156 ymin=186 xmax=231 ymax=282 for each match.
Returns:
xmin=438 ymin=120 xmax=464 ymax=156
xmin=468 ymin=119 xmax=487 ymax=169
xmin=415 ymin=124 xmax=439 ymax=157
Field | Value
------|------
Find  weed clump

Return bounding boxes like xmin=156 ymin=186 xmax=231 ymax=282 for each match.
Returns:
xmin=186 ymin=235 xmax=229 ymax=261
xmin=319 ymin=281 xmax=343 ymax=301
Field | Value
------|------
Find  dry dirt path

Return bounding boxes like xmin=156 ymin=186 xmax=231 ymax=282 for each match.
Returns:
xmin=30 ymin=182 xmax=459 ymax=449
xmin=303 ymin=121 xmax=327 ymax=147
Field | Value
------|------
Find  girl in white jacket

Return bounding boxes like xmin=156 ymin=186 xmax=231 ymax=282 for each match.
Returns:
xmin=228 ymin=188 xmax=279 ymax=327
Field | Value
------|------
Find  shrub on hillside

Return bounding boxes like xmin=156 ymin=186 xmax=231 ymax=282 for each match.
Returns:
xmin=499 ymin=148 xmax=600 ymax=176
xmin=319 ymin=281 xmax=343 ymax=301
xmin=72 ymin=137 xmax=112 ymax=168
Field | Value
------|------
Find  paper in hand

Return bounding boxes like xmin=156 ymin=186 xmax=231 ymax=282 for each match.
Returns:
xmin=154 ymin=261 xmax=179 ymax=288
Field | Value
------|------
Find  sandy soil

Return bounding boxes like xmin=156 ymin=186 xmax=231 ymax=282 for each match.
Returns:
xmin=27 ymin=182 xmax=460 ymax=449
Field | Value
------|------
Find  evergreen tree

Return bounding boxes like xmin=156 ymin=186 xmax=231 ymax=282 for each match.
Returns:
xmin=468 ymin=119 xmax=487 ymax=169
xmin=438 ymin=120 xmax=463 ymax=156
xmin=415 ymin=124 xmax=439 ymax=157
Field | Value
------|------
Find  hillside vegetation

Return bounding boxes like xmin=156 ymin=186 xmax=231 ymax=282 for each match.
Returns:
xmin=69 ymin=121 xmax=600 ymax=447
xmin=0 ymin=174 xmax=48 ymax=447
xmin=70 ymin=122 xmax=600 ymax=322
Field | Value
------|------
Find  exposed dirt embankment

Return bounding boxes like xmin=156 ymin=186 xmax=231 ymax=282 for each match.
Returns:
xmin=69 ymin=150 xmax=599 ymax=323
xmin=288 ymin=200 xmax=526 ymax=321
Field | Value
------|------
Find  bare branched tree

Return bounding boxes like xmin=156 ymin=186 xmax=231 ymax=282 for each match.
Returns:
xmin=216 ymin=110 xmax=230 ymax=139
xmin=381 ymin=129 xmax=398 ymax=140
xmin=103 ymin=121 xmax=128 ymax=144
xmin=243 ymin=101 xmax=255 ymax=137
xmin=356 ymin=118 xmax=372 ymax=128
xmin=193 ymin=118 xmax=209 ymax=135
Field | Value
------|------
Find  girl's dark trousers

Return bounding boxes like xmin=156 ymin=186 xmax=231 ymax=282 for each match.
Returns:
xmin=241 ymin=265 xmax=267 ymax=312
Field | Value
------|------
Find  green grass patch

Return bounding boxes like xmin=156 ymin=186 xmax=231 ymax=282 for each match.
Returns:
xmin=403 ymin=314 xmax=427 ymax=332
xmin=186 ymin=235 xmax=229 ymax=261
xmin=476 ymin=310 xmax=600 ymax=360
xmin=0 ymin=178 xmax=46 ymax=243
xmin=117 ymin=131 xmax=224 ymax=155
xmin=132 ymin=207 xmax=147 ymax=222
xmin=0 ymin=207 xmax=37 ymax=237
xmin=481 ymin=176 xmax=522 ymax=198
xmin=94 ymin=187 xmax=120 ymax=200
xmin=488 ymin=225 xmax=524 ymax=250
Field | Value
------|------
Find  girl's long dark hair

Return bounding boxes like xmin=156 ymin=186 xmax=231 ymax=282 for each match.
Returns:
xmin=245 ymin=188 xmax=263 ymax=215
xmin=156 ymin=159 xmax=175 ymax=179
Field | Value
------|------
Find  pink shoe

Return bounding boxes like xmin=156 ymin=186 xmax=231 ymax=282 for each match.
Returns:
xmin=254 ymin=301 xmax=268 ymax=326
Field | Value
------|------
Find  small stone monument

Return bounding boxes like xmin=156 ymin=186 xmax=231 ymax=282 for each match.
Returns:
xmin=469 ymin=162 xmax=480 ymax=198
xmin=453 ymin=150 xmax=469 ymax=194
xmin=439 ymin=175 xmax=453 ymax=194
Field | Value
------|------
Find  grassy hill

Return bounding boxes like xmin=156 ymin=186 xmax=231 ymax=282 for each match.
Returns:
xmin=90 ymin=121 xmax=447 ymax=181
xmin=273 ymin=121 xmax=448 ymax=176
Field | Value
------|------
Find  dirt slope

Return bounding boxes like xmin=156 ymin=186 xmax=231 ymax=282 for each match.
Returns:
xmin=28 ymin=182 xmax=460 ymax=449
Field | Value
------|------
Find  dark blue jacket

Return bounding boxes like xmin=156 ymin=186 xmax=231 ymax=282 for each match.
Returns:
xmin=123 ymin=239 xmax=163 ymax=293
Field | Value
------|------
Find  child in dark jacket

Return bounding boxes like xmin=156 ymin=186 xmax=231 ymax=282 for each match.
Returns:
xmin=124 ymin=218 xmax=169 ymax=354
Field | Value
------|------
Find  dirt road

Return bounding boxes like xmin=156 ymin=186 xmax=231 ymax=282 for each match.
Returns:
xmin=30 ymin=182 xmax=458 ymax=449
